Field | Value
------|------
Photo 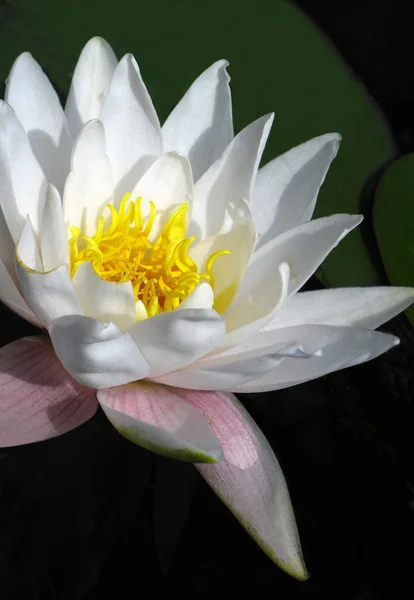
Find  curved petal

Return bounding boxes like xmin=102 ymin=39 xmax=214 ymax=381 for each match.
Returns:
xmin=252 ymin=133 xmax=341 ymax=247
xmin=190 ymin=218 xmax=256 ymax=315
xmin=63 ymin=119 xmax=113 ymax=236
xmin=73 ymin=262 xmax=136 ymax=331
xmin=97 ymin=380 xmax=222 ymax=463
xmin=223 ymin=262 xmax=290 ymax=348
xmin=128 ymin=308 xmax=225 ymax=377
xmin=264 ymin=286 xmax=414 ymax=332
xmin=15 ymin=219 xmax=82 ymax=327
xmin=155 ymin=341 xmax=306 ymax=390
xmin=0 ymin=204 xmax=17 ymax=283
xmin=5 ymin=52 xmax=72 ymax=192
xmin=99 ymin=54 xmax=162 ymax=200
xmin=0 ymin=260 xmax=41 ymax=326
xmin=0 ymin=337 xmax=98 ymax=447
xmin=130 ymin=152 xmax=193 ymax=241
xmin=233 ymin=325 xmax=399 ymax=392
xmin=40 ymin=184 xmax=70 ymax=271
xmin=65 ymin=36 xmax=118 ymax=137
xmin=177 ymin=282 xmax=214 ymax=310
xmin=0 ymin=101 xmax=47 ymax=241
xmin=190 ymin=114 xmax=274 ymax=239
xmin=238 ymin=214 xmax=362 ymax=301
xmin=162 ymin=60 xmax=233 ymax=181
xmin=49 ymin=314 xmax=150 ymax=389
xmin=181 ymin=390 xmax=307 ymax=579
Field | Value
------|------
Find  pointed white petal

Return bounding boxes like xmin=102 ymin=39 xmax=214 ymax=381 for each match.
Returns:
xmin=40 ymin=184 xmax=70 ymax=271
xmin=252 ymin=133 xmax=340 ymax=247
xmin=5 ymin=52 xmax=72 ymax=192
xmin=99 ymin=54 xmax=162 ymax=200
xmin=162 ymin=60 xmax=233 ymax=180
xmin=65 ymin=36 xmax=118 ymax=137
xmin=191 ymin=114 xmax=273 ymax=238
xmin=63 ymin=119 xmax=113 ymax=235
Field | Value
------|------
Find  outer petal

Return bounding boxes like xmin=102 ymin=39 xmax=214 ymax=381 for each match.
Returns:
xmin=49 ymin=315 xmax=150 ymax=389
xmin=73 ymin=262 xmax=136 ymax=331
xmin=190 ymin=114 xmax=274 ymax=238
xmin=155 ymin=341 xmax=307 ymax=391
xmin=5 ymin=52 xmax=72 ymax=192
xmin=0 ymin=337 xmax=98 ymax=447
xmin=128 ymin=309 xmax=225 ymax=377
xmin=177 ymin=282 xmax=214 ymax=310
xmin=99 ymin=54 xmax=162 ymax=200
xmin=181 ymin=390 xmax=307 ymax=579
xmin=40 ymin=184 xmax=70 ymax=271
xmin=63 ymin=119 xmax=113 ymax=236
xmin=232 ymin=325 xmax=399 ymax=392
xmin=65 ymin=36 xmax=118 ymax=137
xmin=0 ymin=101 xmax=47 ymax=241
xmin=15 ymin=219 xmax=82 ymax=327
xmin=238 ymin=214 xmax=362 ymax=301
xmin=130 ymin=152 xmax=193 ymax=241
xmin=0 ymin=260 xmax=41 ymax=326
xmin=0 ymin=204 xmax=17 ymax=283
xmin=97 ymin=381 xmax=223 ymax=463
xmin=162 ymin=60 xmax=233 ymax=181
xmin=252 ymin=133 xmax=340 ymax=247
xmin=264 ymin=287 xmax=414 ymax=332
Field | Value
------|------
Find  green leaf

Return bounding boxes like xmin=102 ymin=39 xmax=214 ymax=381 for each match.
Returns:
xmin=373 ymin=154 xmax=414 ymax=324
xmin=0 ymin=0 xmax=395 ymax=286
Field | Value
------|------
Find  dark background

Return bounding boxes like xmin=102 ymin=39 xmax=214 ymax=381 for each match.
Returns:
xmin=1 ymin=0 xmax=414 ymax=598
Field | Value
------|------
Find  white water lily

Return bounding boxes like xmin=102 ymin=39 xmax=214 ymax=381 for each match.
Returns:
xmin=0 ymin=37 xmax=413 ymax=580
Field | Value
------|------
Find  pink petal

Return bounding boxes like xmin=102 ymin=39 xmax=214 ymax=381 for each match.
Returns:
xmin=176 ymin=388 xmax=308 ymax=579
xmin=97 ymin=381 xmax=223 ymax=463
xmin=0 ymin=336 xmax=98 ymax=447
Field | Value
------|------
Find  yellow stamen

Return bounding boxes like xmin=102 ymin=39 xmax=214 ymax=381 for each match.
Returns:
xmin=69 ymin=194 xmax=230 ymax=319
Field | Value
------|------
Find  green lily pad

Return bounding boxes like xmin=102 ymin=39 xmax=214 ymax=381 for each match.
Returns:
xmin=373 ymin=154 xmax=414 ymax=324
xmin=0 ymin=0 xmax=395 ymax=287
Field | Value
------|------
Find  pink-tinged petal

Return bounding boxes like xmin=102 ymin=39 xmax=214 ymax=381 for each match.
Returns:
xmin=97 ymin=381 xmax=223 ymax=463
xmin=177 ymin=389 xmax=307 ymax=579
xmin=0 ymin=337 xmax=98 ymax=447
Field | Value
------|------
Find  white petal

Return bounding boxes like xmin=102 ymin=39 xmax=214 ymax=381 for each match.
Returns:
xmin=0 ymin=101 xmax=47 ymax=241
xmin=190 ymin=114 xmax=274 ymax=238
xmin=155 ymin=341 xmax=304 ymax=390
xmin=0 ymin=259 xmax=41 ymax=326
xmin=5 ymin=52 xmax=72 ymax=192
xmin=190 ymin=218 xmax=256 ymax=315
xmin=63 ymin=119 xmax=113 ymax=235
xmin=128 ymin=308 xmax=225 ymax=377
xmin=130 ymin=152 xmax=193 ymax=241
xmin=232 ymin=325 xmax=399 ymax=392
xmin=40 ymin=184 xmax=70 ymax=271
xmin=252 ymin=133 xmax=341 ymax=247
xmin=98 ymin=381 xmax=223 ymax=463
xmin=183 ymin=391 xmax=307 ymax=579
xmin=162 ymin=60 xmax=233 ymax=181
xmin=238 ymin=214 xmax=362 ymax=301
xmin=73 ymin=262 xmax=136 ymax=331
xmin=99 ymin=54 xmax=162 ymax=200
xmin=15 ymin=220 xmax=82 ymax=327
xmin=65 ymin=36 xmax=118 ymax=137
xmin=264 ymin=287 xmax=414 ymax=332
xmin=223 ymin=262 xmax=290 ymax=348
xmin=49 ymin=314 xmax=150 ymax=389
xmin=177 ymin=282 xmax=214 ymax=310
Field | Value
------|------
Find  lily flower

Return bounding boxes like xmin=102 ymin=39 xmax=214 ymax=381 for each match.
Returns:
xmin=1 ymin=37 xmax=413 ymax=580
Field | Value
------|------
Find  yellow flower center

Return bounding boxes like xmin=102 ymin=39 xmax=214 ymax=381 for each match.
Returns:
xmin=68 ymin=194 xmax=229 ymax=320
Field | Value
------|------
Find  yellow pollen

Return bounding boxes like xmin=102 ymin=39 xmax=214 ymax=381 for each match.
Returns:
xmin=69 ymin=194 xmax=229 ymax=319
